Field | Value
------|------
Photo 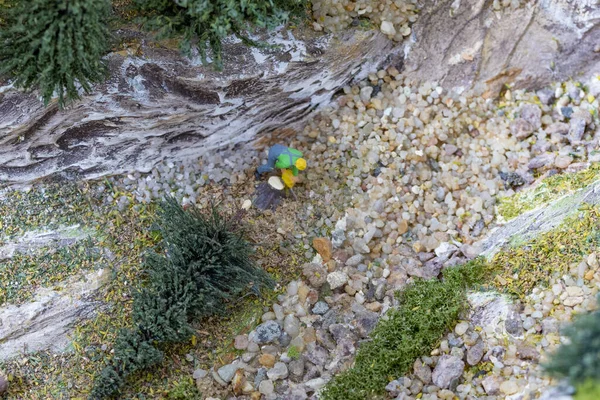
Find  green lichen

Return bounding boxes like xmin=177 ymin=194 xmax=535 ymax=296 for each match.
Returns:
xmin=288 ymin=345 xmax=301 ymax=360
xmin=498 ymin=163 xmax=600 ymax=221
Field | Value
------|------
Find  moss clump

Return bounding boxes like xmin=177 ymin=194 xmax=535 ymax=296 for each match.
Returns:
xmin=320 ymin=259 xmax=488 ymax=400
xmin=90 ymin=198 xmax=273 ymax=399
xmin=498 ymin=163 xmax=600 ymax=220
xmin=489 ymin=204 xmax=600 ymax=298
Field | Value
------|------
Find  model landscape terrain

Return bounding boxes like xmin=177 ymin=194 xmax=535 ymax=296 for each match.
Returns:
xmin=1 ymin=0 xmax=600 ymax=399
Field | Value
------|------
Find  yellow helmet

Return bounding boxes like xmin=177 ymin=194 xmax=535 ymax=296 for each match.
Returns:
xmin=295 ymin=158 xmax=307 ymax=171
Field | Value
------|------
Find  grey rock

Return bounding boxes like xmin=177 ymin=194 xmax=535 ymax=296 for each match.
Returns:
xmin=516 ymin=341 xmax=541 ymax=361
xmin=561 ymin=106 xmax=574 ymax=118
xmin=305 ymin=377 xmax=328 ymax=392
xmin=520 ymin=104 xmax=542 ymax=130
xmin=254 ymin=367 xmax=267 ymax=387
xmin=289 ymin=358 xmax=305 ymax=382
xmin=329 ymin=324 xmax=355 ymax=343
xmin=447 ymin=333 xmax=463 ymax=348
xmin=279 ymin=332 xmax=292 ymax=347
xmin=284 ymin=314 xmax=301 ymax=338
xmin=352 ymin=238 xmax=371 ymax=254
xmin=303 ymin=363 xmax=321 ymax=382
xmin=523 ymin=316 xmax=536 ymax=330
xmin=432 ymin=355 xmax=464 ymax=389
xmin=320 ymin=309 xmax=340 ymax=331
xmin=331 ymin=229 xmax=346 ymax=248
xmin=302 ymin=263 xmax=328 ymax=288
xmin=510 ymin=118 xmax=535 ymax=139
xmin=312 ymin=301 xmax=330 ymax=315
xmin=414 ymin=359 xmax=432 ymax=384
xmin=386 ymin=380 xmax=403 ymax=396
xmin=346 ymin=254 xmax=364 ymax=267
xmin=481 ymin=375 xmax=501 ymax=395
xmin=505 ymin=310 xmax=524 ymax=336
xmin=316 ymin=328 xmax=337 ymax=350
xmin=538 ymin=381 xmax=575 ymax=400
xmin=267 ymin=362 xmax=288 ymax=381
xmin=354 ymin=311 xmax=379 ymax=338
xmin=259 ymin=379 xmax=275 ymax=395
xmin=569 ymin=117 xmax=587 ymax=143
xmin=217 ymin=360 xmax=245 ymax=383
xmin=546 ymin=121 xmax=570 ymax=135
xmin=409 ymin=378 xmax=423 ymax=395
xmin=0 ymin=374 xmax=6 ymax=395
xmin=537 ymin=88 xmax=555 ymax=105
xmin=327 ymin=271 xmax=349 ymax=290
xmin=528 ymin=153 xmax=555 ymax=169
xmin=467 ymin=340 xmax=485 ymax=366
xmin=499 ymin=171 xmax=526 ymax=189
xmin=375 ymin=282 xmax=387 ymax=301
xmin=249 ymin=320 xmax=282 ymax=344
xmin=193 ymin=368 xmax=209 ymax=380
xmin=542 ymin=318 xmax=559 ymax=334
xmin=304 ymin=343 xmax=329 ymax=366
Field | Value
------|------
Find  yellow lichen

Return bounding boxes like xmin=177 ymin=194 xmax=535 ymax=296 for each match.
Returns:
xmin=498 ymin=163 xmax=600 ymax=221
xmin=490 ymin=204 xmax=600 ymax=298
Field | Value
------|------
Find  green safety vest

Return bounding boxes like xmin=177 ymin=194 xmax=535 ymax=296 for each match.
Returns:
xmin=275 ymin=148 xmax=303 ymax=176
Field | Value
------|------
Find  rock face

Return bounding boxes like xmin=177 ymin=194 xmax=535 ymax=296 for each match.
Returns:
xmin=0 ymin=28 xmax=398 ymax=185
xmin=0 ymin=269 xmax=108 ymax=361
xmin=1 ymin=1 xmax=599 ymax=185
xmin=0 ymin=225 xmax=108 ymax=361
xmin=403 ymin=0 xmax=600 ymax=96
xmin=480 ymin=181 xmax=600 ymax=258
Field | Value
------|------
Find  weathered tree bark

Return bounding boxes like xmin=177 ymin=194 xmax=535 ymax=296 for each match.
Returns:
xmin=0 ymin=0 xmax=598 ymax=185
xmin=0 ymin=28 xmax=400 ymax=185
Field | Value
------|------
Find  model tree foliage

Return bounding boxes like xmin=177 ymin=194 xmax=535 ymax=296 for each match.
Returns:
xmin=132 ymin=0 xmax=307 ymax=69
xmin=90 ymin=198 xmax=273 ymax=399
xmin=0 ymin=0 xmax=111 ymax=106
xmin=545 ymin=300 xmax=600 ymax=394
xmin=0 ymin=0 xmax=306 ymax=106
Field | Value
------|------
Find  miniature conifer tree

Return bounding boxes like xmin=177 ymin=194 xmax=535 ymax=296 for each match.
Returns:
xmin=0 ymin=0 xmax=111 ymax=106
xmin=133 ymin=0 xmax=307 ymax=69
xmin=90 ymin=198 xmax=272 ymax=399
xmin=545 ymin=300 xmax=600 ymax=390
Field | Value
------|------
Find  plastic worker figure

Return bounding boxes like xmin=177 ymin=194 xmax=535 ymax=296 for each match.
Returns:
xmin=256 ymin=144 xmax=306 ymax=184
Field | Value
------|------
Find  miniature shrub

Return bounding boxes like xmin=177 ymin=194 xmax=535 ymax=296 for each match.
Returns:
xmin=321 ymin=259 xmax=487 ymax=400
xmin=90 ymin=198 xmax=273 ymax=399
xmin=545 ymin=301 xmax=600 ymax=388
xmin=0 ymin=0 xmax=111 ymax=106
xmin=133 ymin=0 xmax=307 ymax=69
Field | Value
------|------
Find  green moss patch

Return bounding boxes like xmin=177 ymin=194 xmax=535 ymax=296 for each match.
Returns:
xmin=498 ymin=163 xmax=600 ymax=221
xmin=321 ymin=259 xmax=488 ymax=400
xmin=490 ymin=204 xmax=600 ymax=298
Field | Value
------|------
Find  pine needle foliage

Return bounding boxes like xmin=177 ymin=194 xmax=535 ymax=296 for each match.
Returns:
xmin=321 ymin=259 xmax=487 ymax=400
xmin=0 ymin=0 xmax=111 ymax=106
xmin=90 ymin=198 xmax=273 ymax=399
xmin=133 ymin=0 xmax=307 ymax=69
xmin=545 ymin=299 xmax=600 ymax=386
